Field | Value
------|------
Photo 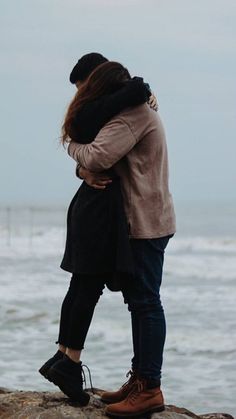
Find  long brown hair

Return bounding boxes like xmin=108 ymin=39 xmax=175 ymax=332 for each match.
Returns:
xmin=61 ymin=61 xmax=131 ymax=144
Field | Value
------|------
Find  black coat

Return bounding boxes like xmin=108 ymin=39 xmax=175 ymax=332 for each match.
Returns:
xmin=60 ymin=78 xmax=151 ymax=290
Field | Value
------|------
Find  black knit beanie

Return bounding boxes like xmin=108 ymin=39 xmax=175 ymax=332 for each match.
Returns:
xmin=69 ymin=52 xmax=108 ymax=84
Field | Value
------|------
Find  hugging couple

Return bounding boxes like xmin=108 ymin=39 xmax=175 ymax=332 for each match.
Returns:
xmin=39 ymin=52 xmax=176 ymax=417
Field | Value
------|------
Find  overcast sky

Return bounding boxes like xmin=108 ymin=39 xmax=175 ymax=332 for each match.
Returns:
xmin=0 ymin=0 xmax=236 ymax=207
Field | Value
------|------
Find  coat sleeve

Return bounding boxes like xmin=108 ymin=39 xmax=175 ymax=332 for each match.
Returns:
xmin=73 ymin=78 xmax=150 ymax=139
xmin=67 ymin=117 xmax=137 ymax=171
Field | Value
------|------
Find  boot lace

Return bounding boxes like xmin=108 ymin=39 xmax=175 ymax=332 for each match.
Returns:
xmin=81 ymin=364 xmax=95 ymax=394
xmin=121 ymin=370 xmax=134 ymax=389
xmin=126 ymin=379 xmax=145 ymax=405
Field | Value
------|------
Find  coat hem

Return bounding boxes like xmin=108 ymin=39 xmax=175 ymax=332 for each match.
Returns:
xmin=128 ymin=228 xmax=176 ymax=240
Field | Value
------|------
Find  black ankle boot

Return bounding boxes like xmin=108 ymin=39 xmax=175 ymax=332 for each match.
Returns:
xmin=38 ymin=350 xmax=64 ymax=382
xmin=48 ymin=355 xmax=90 ymax=406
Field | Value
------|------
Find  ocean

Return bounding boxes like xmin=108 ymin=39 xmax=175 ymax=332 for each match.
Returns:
xmin=0 ymin=203 xmax=235 ymax=416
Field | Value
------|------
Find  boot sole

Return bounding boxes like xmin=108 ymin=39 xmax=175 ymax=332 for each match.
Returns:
xmin=106 ymin=404 xmax=165 ymax=417
xmin=48 ymin=367 xmax=90 ymax=406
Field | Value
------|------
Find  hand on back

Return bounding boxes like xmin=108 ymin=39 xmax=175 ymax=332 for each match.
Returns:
xmin=79 ymin=167 xmax=112 ymax=190
xmin=148 ymin=93 xmax=158 ymax=112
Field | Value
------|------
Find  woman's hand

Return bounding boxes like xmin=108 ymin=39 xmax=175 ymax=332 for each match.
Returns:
xmin=148 ymin=93 xmax=158 ymax=112
xmin=79 ymin=167 xmax=113 ymax=190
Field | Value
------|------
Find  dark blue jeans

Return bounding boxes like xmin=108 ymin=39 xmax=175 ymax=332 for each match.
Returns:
xmin=122 ymin=235 xmax=172 ymax=387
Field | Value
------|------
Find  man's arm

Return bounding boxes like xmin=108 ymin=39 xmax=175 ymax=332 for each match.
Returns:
xmin=67 ymin=117 xmax=137 ymax=172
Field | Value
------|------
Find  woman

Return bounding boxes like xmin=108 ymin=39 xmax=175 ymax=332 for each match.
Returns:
xmin=39 ymin=62 xmax=153 ymax=405
xmin=60 ymin=63 xmax=153 ymax=287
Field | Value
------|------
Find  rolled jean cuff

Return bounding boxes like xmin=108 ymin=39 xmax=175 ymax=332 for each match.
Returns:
xmin=139 ymin=375 xmax=161 ymax=388
xmin=55 ymin=340 xmax=84 ymax=350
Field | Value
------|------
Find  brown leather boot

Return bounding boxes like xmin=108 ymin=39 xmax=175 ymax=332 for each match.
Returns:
xmin=101 ymin=370 xmax=137 ymax=404
xmin=105 ymin=378 xmax=165 ymax=417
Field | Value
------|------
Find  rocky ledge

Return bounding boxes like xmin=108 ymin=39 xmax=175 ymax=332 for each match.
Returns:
xmin=0 ymin=388 xmax=234 ymax=419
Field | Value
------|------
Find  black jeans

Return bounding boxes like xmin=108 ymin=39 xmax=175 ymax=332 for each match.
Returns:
xmin=57 ymin=235 xmax=171 ymax=385
xmin=57 ymin=273 xmax=106 ymax=349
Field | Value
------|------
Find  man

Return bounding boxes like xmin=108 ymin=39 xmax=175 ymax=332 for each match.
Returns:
xmin=67 ymin=53 xmax=176 ymax=417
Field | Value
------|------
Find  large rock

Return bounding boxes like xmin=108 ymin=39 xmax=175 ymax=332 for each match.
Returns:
xmin=0 ymin=388 xmax=234 ymax=419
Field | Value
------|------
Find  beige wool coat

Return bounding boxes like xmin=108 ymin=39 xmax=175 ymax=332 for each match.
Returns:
xmin=68 ymin=103 xmax=176 ymax=239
